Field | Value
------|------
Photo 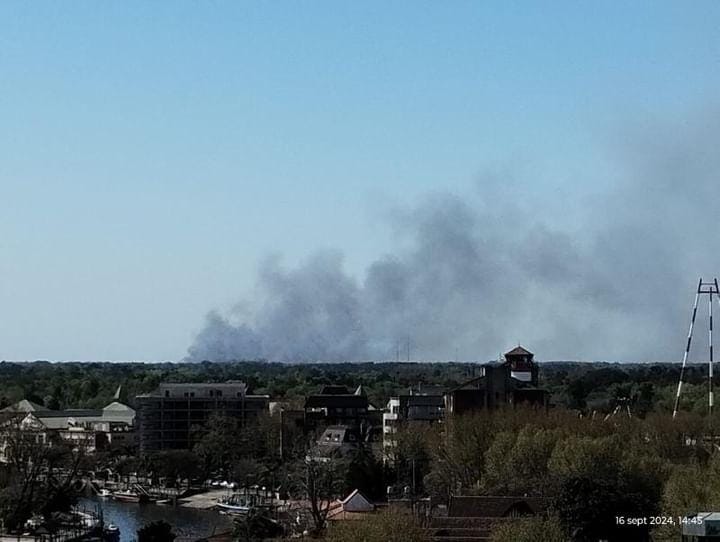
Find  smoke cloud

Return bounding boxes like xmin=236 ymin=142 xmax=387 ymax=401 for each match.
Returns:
xmin=187 ymin=110 xmax=720 ymax=362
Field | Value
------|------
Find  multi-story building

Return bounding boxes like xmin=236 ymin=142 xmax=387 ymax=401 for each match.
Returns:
xmin=136 ymin=381 xmax=269 ymax=452
xmin=382 ymin=386 xmax=445 ymax=458
xmin=444 ymin=346 xmax=549 ymax=415
xmin=303 ymin=385 xmax=379 ymax=433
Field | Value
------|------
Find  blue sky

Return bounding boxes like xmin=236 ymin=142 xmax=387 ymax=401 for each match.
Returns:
xmin=1 ymin=2 xmax=718 ymax=361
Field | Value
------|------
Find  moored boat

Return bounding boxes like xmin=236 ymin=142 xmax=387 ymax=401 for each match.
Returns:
xmin=216 ymin=502 xmax=251 ymax=514
xmin=215 ymin=495 xmax=251 ymax=515
xmin=113 ymin=490 xmax=144 ymax=503
xmin=104 ymin=523 xmax=120 ymax=542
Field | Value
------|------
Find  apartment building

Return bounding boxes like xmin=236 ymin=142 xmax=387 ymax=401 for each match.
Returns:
xmin=382 ymin=386 xmax=444 ymax=458
xmin=136 ymin=381 xmax=269 ymax=452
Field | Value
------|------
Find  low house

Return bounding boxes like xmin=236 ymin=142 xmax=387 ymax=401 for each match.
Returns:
xmin=0 ymin=413 xmax=49 ymax=462
xmin=0 ymin=400 xmax=136 ymax=458
xmin=309 ymin=425 xmax=363 ymax=460
xmin=447 ymin=495 xmax=548 ymax=517
xmin=429 ymin=495 xmax=549 ymax=540
xmin=327 ymin=489 xmax=376 ymax=521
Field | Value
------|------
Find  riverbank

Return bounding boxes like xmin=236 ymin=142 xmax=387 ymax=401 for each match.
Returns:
xmin=177 ymin=489 xmax=230 ymax=510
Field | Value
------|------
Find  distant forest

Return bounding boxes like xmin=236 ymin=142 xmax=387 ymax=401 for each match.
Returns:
xmin=0 ymin=360 xmax=715 ymax=416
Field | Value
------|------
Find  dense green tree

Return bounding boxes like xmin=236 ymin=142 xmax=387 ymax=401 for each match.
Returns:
xmin=554 ymin=473 xmax=659 ymax=542
xmin=425 ymin=412 xmax=496 ymax=503
xmin=292 ymin=457 xmax=348 ymax=534
xmin=0 ymin=420 xmax=86 ymax=531
xmin=345 ymin=448 xmax=386 ymax=500
xmin=490 ymin=515 xmax=566 ymax=542
xmin=233 ymin=507 xmax=284 ymax=542
xmin=42 ymin=395 xmax=60 ymax=410
xmin=151 ymin=450 xmax=203 ymax=487
xmin=482 ymin=426 xmax=560 ymax=496
xmin=325 ymin=510 xmax=430 ymax=542
xmin=193 ymin=414 xmax=242 ymax=479
xmin=548 ymin=435 xmax=621 ymax=481
xmin=137 ymin=520 xmax=176 ymax=542
xmin=565 ymin=379 xmax=587 ymax=410
xmin=657 ymin=454 xmax=720 ymax=540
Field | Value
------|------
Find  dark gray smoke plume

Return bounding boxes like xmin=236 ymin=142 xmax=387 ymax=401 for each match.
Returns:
xmin=187 ymin=110 xmax=720 ymax=362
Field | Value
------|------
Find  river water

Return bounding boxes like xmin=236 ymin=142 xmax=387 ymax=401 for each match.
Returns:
xmin=78 ymin=497 xmax=234 ymax=542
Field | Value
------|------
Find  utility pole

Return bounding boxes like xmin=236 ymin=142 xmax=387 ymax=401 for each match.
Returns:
xmin=279 ymin=407 xmax=284 ymax=460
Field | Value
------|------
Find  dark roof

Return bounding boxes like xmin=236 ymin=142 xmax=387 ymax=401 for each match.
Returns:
xmin=304 ymin=395 xmax=369 ymax=409
xmin=1 ymin=399 xmax=46 ymax=412
xmin=448 ymin=496 xmax=549 ymax=518
xmin=319 ymin=385 xmax=351 ymax=395
xmin=410 ymin=384 xmax=445 ymax=395
xmin=401 ymin=395 xmax=444 ymax=407
xmin=505 ymin=345 xmax=533 ymax=357
xmin=35 ymin=409 xmax=103 ymax=418
xmin=447 ymin=375 xmax=486 ymax=393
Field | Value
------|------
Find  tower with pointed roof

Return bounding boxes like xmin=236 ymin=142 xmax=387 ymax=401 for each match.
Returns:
xmin=504 ymin=345 xmax=538 ymax=385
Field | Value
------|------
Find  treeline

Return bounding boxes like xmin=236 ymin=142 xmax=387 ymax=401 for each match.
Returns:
xmin=0 ymin=359 xmax=713 ymax=415
xmin=87 ymin=406 xmax=720 ymax=541
xmin=390 ymin=407 xmax=716 ymax=541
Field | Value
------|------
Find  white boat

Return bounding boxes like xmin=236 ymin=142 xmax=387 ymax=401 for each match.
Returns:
xmin=98 ymin=488 xmax=113 ymax=498
xmin=113 ymin=490 xmax=143 ymax=503
xmin=216 ymin=496 xmax=251 ymax=514
xmin=216 ymin=502 xmax=251 ymax=514
xmin=104 ymin=523 xmax=120 ymax=542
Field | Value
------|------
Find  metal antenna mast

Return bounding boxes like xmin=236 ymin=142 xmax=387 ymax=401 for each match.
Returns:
xmin=673 ymin=278 xmax=720 ymax=418
xmin=710 ymin=279 xmax=716 ymax=417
